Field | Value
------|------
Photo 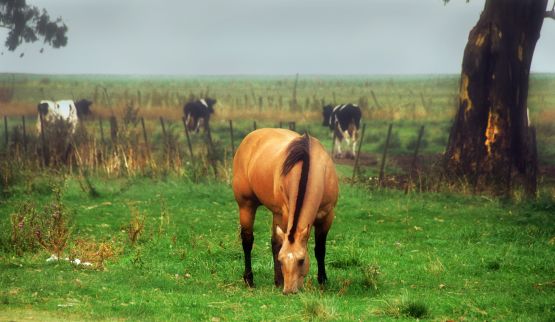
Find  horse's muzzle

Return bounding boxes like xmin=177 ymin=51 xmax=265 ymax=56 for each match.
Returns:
xmin=282 ymin=287 xmax=299 ymax=295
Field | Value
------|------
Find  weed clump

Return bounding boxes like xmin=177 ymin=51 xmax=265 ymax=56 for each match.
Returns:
xmin=70 ymin=238 xmax=118 ymax=270
xmin=486 ymin=260 xmax=501 ymax=271
xmin=377 ymin=298 xmax=430 ymax=319
xmin=9 ymin=202 xmax=42 ymax=255
xmin=35 ymin=185 xmax=72 ymax=259
xmin=401 ymin=301 xmax=429 ymax=319
xmin=303 ymin=298 xmax=336 ymax=320
xmin=127 ymin=205 xmax=146 ymax=246
xmin=362 ymin=264 xmax=380 ymax=290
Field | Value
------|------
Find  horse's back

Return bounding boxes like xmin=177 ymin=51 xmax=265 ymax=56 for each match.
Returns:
xmin=233 ymin=129 xmax=298 ymax=204
xmin=233 ymin=128 xmax=338 ymax=213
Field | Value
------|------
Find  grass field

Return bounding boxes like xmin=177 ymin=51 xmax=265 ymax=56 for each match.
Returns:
xmin=1 ymin=73 xmax=555 ymax=321
xmin=1 ymin=175 xmax=555 ymax=321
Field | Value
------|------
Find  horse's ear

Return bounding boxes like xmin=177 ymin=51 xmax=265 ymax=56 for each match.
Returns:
xmin=276 ymin=226 xmax=285 ymax=241
xmin=299 ymin=225 xmax=310 ymax=243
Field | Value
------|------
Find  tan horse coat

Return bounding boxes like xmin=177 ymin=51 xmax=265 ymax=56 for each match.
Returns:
xmin=233 ymin=128 xmax=338 ymax=294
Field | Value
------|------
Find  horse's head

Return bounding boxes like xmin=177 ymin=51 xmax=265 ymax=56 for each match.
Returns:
xmin=276 ymin=225 xmax=311 ymax=294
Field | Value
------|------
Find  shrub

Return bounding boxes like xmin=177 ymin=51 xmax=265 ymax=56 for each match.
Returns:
xmin=362 ymin=264 xmax=380 ymax=290
xmin=9 ymin=202 xmax=42 ymax=255
xmin=127 ymin=205 xmax=146 ymax=246
xmin=35 ymin=185 xmax=72 ymax=258
xmin=69 ymin=238 xmax=119 ymax=270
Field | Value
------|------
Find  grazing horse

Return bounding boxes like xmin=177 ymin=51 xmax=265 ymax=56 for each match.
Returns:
xmin=233 ymin=128 xmax=339 ymax=294
xmin=36 ymin=99 xmax=93 ymax=134
xmin=183 ymin=98 xmax=216 ymax=133
xmin=322 ymin=103 xmax=362 ymax=158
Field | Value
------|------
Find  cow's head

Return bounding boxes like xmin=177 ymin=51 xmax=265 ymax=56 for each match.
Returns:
xmin=275 ymin=225 xmax=311 ymax=294
xmin=75 ymin=99 xmax=93 ymax=119
xmin=205 ymin=98 xmax=217 ymax=114
xmin=322 ymin=105 xmax=333 ymax=127
xmin=37 ymin=102 xmax=50 ymax=116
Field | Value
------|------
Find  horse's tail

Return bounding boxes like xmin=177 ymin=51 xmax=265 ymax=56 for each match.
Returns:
xmin=282 ymin=133 xmax=310 ymax=243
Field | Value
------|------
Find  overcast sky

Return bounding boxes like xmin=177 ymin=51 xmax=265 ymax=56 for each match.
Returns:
xmin=1 ymin=0 xmax=554 ymax=75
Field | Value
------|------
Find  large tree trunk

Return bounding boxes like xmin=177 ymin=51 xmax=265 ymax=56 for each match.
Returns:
xmin=445 ymin=0 xmax=547 ymax=195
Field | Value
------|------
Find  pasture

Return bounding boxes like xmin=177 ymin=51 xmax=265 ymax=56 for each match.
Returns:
xmin=1 ymin=74 xmax=555 ymax=321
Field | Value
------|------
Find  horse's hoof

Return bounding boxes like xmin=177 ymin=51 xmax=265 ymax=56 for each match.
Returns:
xmin=243 ymin=272 xmax=254 ymax=287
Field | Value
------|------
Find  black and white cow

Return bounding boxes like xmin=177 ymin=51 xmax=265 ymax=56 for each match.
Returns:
xmin=36 ymin=99 xmax=93 ymax=134
xmin=183 ymin=98 xmax=216 ymax=133
xmin=322 ymin=103 xmax=362 ymax=158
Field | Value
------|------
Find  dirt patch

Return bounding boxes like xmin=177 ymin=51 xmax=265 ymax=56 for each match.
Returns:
xmin=0 ymin=307 xmax=93 ymax=322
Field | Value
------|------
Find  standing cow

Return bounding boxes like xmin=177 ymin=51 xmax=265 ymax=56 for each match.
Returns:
xmin=36 ymin=99 xmax=93 ymax=134
xmin=322 ymin=103 xmax=362 ymax=158
xmin=183 ymin=98 xmax=216 ymax=133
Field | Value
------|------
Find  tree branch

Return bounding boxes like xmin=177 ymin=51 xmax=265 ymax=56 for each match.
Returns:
xmin=546 ymin=2 xmax=555 ymax=20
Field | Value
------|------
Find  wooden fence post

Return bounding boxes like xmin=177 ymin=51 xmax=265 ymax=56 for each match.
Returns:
xmin=21 ymin=115 xmax=27 ymax=153
xmin=288 ymin=121 xmax=296 ymax=131
xmin=3 ymin=116 xmax=8 ymax=148
xmin=253 ymin=121 xmax=257 ymax=131
xmin=159 ymin=117 xmax=167 ymax=139
xmin=410 ymin=125 xmax=425 ymax=174
xmin=140 ymin=117 xmax=152 ymax=161
xmin=160 ymin=117 xmax=170 ymax=165
xmin=370 ymin=90 xmax=382 ymax=109
xmin=351 ymin=123 xmax=367 ymax=182
xmin=229 ymin=120 xmax=235 ymax=156
xmin=109 ymin=116 xmax=118 ymax=145
xmin=291 ymin=73 xmax=299 ymax=111
xmin=525 ymin=126 xmax=538 ymax=198
xmin=182 ymin=117 xmax=194 ymax=159
xmin=205 ymin=124 xmax=218 ymax=178
xmin=98 ymin=117 xmax=105 ymax=144
xmin=378 ymin=124 xmax=393 ymax=187
xmin=39 ymin=113 xmax=48 ymax=167
xmin=331 ymin=130 xmax=337 ymax=160
xmin=405 ymin=125 xmax=425 ymax=193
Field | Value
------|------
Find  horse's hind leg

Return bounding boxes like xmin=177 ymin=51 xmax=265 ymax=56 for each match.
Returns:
xmin=314 ymin=211 xmax=334 ymax=285
xmin=239 ymin=202 xmax=257 ymax=287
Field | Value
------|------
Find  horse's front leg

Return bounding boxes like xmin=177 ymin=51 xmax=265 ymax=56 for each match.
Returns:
xmin=271 ymin=214 xmax=284 ymax=287
xmin=239 ymin=203 xmax=257 ymax=287
xmin=314 ymin=211 xmax=334 ymax=285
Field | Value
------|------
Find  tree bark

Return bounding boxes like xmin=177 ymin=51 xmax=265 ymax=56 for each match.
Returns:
xmin=445 ymin=0 xmax=547 ymax=195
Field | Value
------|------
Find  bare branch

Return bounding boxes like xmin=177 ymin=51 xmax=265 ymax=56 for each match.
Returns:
xmin=547 ymin=1 xmax=555 ymax=19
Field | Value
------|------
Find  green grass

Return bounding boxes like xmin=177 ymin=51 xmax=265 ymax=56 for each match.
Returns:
xmin=1 ymin=174 xmax=555 ymax=321
xmin=1 ymin=73 xmax=555 ymax=320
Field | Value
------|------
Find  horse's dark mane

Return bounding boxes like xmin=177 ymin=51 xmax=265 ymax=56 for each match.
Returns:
xmin=281 ymin=133 xmax=310 ymax=243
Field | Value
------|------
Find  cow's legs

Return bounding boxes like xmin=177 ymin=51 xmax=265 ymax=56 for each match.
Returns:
xmin=314 ymin=211 xmax=334 ymax=285
xmin=185 ymin=115 xmax=193 ymax=130
xmin=195 ymin=118 xmax=201 ymax=133
xmin=343 ymin=131 xmax=357 ymax=159
xmin=271 ymin=214 xmax=284 ymax=287
xmin=334 ymin=136 xmax=342 ymax=157
xmin=239 ymin=202 xmax=257 ymax=287
xmin=351 ymin=138 xmax=358 ymax=158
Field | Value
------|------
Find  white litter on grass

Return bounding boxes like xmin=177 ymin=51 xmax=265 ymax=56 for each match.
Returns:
xmin=45 ymin=254 xmax=93 ymax=267
xmin=46 ymin=254 xmax=58 ymax=262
